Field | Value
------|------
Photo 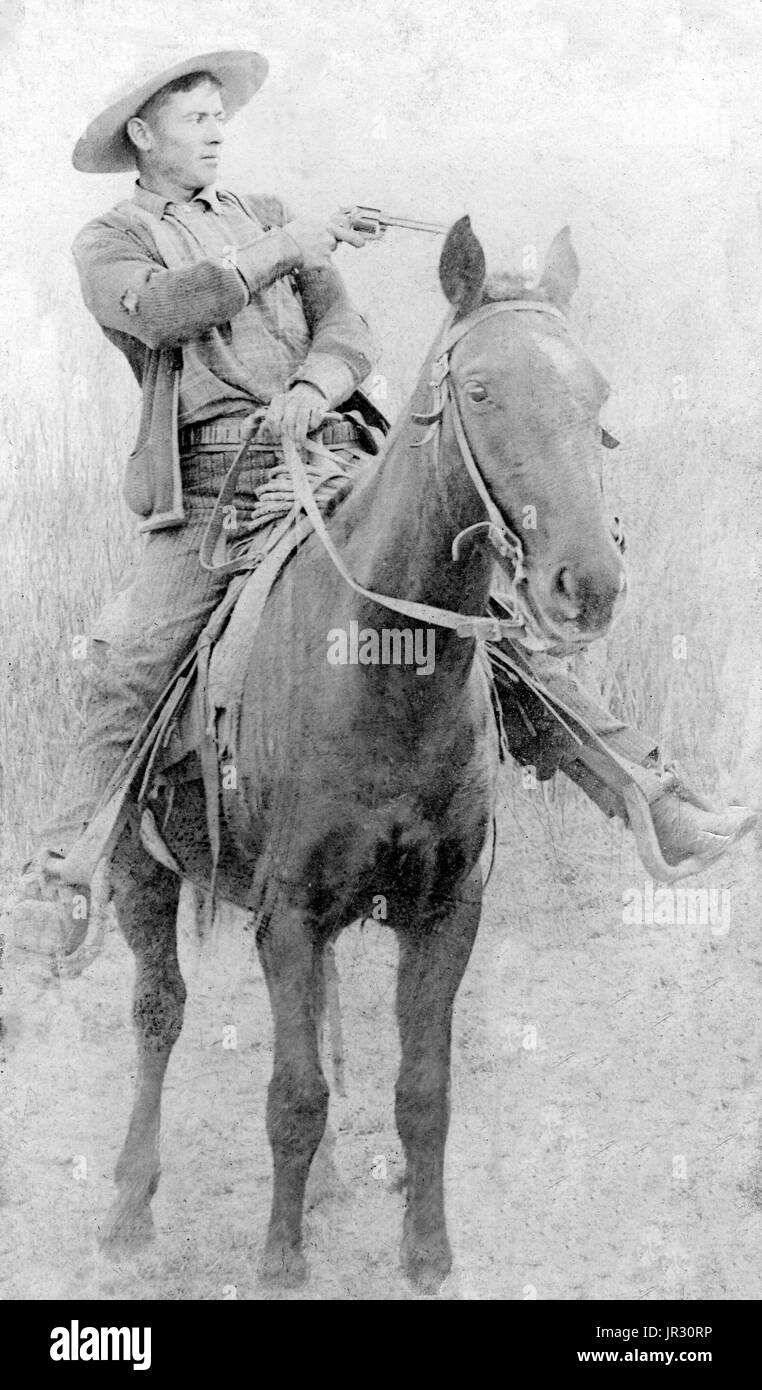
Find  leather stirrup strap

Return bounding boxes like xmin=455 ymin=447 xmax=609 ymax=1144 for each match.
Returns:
xmin=199 ymin=413 xmax=266 ymax=575
xmin=196 ymin=632 xmax=221 ymax=926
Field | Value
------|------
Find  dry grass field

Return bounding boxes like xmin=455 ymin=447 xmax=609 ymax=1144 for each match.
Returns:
xmin=2 ymin=259 xmax=760 ymax=868
xmin=3 ymin=254 xmax=762 ymax=1299
xmin=2 ymin=0 xmax=762 ymax=1302
xmin=3 ymin=803 xmax=762 ymax=1301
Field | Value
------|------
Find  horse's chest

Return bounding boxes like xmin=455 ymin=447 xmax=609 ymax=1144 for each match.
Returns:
xmin=234 ymin=662 xmax=498 ymax=926
xmin=289 ymin=741 xmax=495 ymax=929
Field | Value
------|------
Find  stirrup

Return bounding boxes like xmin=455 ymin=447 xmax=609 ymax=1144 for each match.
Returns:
xmin=54 ymin=859 xmax=111 ymax=980
xmin=659 ymin=759 xmax=717 ymax=813
xmin=621 ymin=778 xmax=726 ymax=884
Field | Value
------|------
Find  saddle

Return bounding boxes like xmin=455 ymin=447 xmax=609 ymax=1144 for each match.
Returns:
xmin=139 ymin=510 xmax=317 ymax=890
xmin=56 ymin=402 xmax=385 ymax=898
xmin=141 ymin=405 xmax=387 ymax=896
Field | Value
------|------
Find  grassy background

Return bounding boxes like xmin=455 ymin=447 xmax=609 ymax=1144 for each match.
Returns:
xmin=4 ymin=3 xmax=762 ymax=1305
xmin=2 ymin=0 xmax=762 ymax=864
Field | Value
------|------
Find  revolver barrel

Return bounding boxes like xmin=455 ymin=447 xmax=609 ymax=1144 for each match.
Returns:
xmin=348 ymin=205 xmax=449 ymax=237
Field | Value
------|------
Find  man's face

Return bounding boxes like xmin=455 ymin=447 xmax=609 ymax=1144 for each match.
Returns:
xmin=137 ymin=80 xmax=226 ymax=190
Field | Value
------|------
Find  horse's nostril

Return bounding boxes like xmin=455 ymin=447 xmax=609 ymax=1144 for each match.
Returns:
xmin=550 ymin=560 xmax=624 ymax=629
xmin=554 ymin=567 xmax=577 ymax=606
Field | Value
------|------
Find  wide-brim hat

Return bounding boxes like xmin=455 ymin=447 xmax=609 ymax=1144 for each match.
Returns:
xmin=72 ymin=48 xmax=267 ymax=173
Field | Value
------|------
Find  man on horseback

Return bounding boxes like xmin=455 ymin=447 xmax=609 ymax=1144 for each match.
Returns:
xmin=8 ymin=47 xmax=755 ymax=973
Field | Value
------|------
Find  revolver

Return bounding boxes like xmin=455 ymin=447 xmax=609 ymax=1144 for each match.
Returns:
xmin=343 ymin=204 xmax=449 ymax=239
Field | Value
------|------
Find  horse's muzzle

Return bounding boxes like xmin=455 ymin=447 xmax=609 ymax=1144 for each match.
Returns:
xmin=529 ymin=547 xmax=628 ymax=644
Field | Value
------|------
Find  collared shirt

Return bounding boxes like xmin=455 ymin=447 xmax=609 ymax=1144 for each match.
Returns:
xmin=130 ymin=180 xmax=346 ymax=427
xmin=71 ymin=184 xmax=376 ymax=526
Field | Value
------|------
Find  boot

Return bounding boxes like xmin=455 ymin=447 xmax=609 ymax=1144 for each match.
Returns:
xmin=646 ymin=764 xmax=757 ymax=871
xmin=563 ymin=753 xmax=757 ymax=881
xmin=5 ymin=851 xmax=90 ymax=977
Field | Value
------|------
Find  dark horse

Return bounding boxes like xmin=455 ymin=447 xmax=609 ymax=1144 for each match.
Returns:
xmin=93 ymin=217 xmax=626 ymax=1292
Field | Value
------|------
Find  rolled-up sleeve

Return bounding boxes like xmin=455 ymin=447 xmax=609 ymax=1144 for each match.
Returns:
xmin=72 ymin=218 xmax=303 ymax=350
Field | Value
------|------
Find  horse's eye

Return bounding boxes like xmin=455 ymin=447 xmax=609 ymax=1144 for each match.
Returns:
xmin=601 ymin=427 xmax=620 ymax=449
xmin=466 ymin=383 xmax=489 ymax=403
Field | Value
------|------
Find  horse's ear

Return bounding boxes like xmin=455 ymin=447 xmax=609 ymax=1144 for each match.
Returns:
xmin=537 ymin=226 xmax=579 ymax=308
xmin=439 ymin=215 xmax=486 ymax=316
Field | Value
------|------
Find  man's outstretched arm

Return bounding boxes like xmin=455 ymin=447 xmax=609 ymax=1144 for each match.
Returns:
xmin=72 ymin=211 xmax=366 ymax=351
xmin=72 ymin=217 xmax=307 ymax=348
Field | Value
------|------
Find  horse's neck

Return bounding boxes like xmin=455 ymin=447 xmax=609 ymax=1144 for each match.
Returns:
xmin=336 ymin=333 xmax=493 ymax=639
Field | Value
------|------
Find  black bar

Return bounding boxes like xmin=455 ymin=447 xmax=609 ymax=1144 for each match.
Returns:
xmin=2 ymin=1297 xmax=756 ymax=1376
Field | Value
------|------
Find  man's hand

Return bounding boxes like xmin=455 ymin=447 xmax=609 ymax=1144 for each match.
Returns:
xmin=262 ymin=383 xmax=328 ymax=446
xmin=283 ymin=214 xmax=367 ymax=269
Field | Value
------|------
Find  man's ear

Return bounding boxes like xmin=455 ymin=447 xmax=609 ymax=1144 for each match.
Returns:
xmin=439 ymin=215 xmax=486 ymax=317
xmin=536 ymin=226 xmax=579 ymax=308
xmin=126 ymin=116 xmax=151 ymax=155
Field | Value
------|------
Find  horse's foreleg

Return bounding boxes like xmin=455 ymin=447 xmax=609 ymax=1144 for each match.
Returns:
xmin=258 ymin=907 xmax=329 ymax=1287
xmin=100 ymin=829 xmax=185 ymax=1253
xmin=395 ymin=868 xmax=482 ymax=1293
xmin=305 ymin=942 xmax=347 ymax=1207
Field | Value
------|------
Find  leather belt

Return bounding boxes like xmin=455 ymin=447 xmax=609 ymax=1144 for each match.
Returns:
xmin=179 ymin=416 xmax=360 ymax=454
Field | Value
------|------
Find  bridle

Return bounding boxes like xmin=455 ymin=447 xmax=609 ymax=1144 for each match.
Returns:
xmin=411 ymin=297 xmax=626 ymax=649
xmin=284 ymin=297 xmax=618 ymax=651
xmin=410 ymin=298 xmax=573 ymax=651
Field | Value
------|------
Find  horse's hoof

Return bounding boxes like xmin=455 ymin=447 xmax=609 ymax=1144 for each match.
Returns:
xmin=99 ymin=1202 xmax=155 ymax=1256
xmin=259 ymin=1242 xmax=308 ymax=1289
xmin=402 ymin=1234 xmax=452 ymax=1295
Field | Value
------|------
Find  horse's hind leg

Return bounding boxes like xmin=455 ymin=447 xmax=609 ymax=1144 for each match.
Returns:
xmin=100 ymin=824 xmax=185 ymax=1253
xmin=258 ymin=907 xmax=329 ymax=1287
xmin=395 ymin=869 xmax=482 ymax=1293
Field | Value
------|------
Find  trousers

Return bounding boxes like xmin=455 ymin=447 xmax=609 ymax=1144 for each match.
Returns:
xmin=40 ymin=446 xmax=657 ymax=858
